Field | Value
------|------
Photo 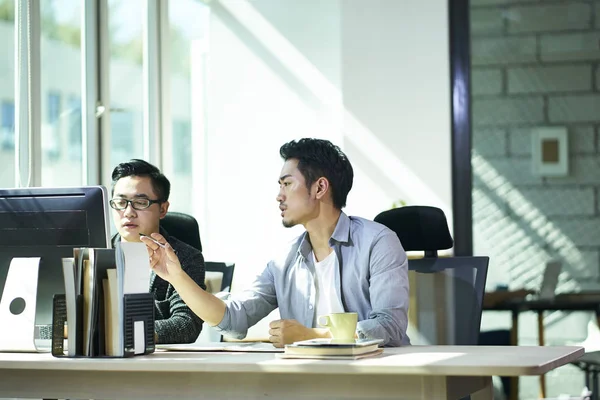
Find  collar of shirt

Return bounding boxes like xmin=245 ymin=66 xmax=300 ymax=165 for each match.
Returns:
xmin=297 ymin=211 xmax=351 ymax=260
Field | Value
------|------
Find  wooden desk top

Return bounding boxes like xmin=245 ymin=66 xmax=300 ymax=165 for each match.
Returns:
xmin=483 ymin=289 xmax=534 ymax=308
xmin=0 ymin=345 xmax=583 ymax=377
xmin=484 ymin=290 xmax=600 ymax=312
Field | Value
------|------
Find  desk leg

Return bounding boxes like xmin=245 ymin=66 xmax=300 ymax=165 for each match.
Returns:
xmin=538 ymin=310 xmax=546 ymax=399
xmin=593 ymin=368 xmax=599 ymax=400
xmin=509 ymin=310 xmax=519 ymax=400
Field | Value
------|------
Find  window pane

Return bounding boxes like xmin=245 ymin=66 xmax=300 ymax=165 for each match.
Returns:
xmin=40 ymin=0 xmax=83 ymax=186
xmin=67 ymin=95 xmax=82 ymax=161
xmin=108 ymin=0 xmax=144 ymax=168
xmin=172 ymin=119 xmax=192 ymax=174
xmin=0 ymin=0 xmax=15 ymax=187
xmin=166 ymin=0 xmax=209 ymax=214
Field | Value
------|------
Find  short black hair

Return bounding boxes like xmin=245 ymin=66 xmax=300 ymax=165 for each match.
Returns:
xmin=279 ymin=138 xmax=353 ymax=209
xmin=111 ymin=159 xmax=171 ymax=202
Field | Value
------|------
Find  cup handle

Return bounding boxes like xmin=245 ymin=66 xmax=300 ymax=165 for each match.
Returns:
xmin=318 ymin=315 xmax=330 ymax=327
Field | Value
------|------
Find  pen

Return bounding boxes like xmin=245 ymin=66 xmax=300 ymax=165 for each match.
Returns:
xmin=139 ymin=233 xmax=167 ymax=248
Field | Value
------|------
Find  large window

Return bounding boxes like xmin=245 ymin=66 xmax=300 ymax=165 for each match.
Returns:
xmin=164 ymin=0 xmax=210 ymax=215
xmin=0 ymin=0 xmax=15 ymax=187
xmin=40 ymin=0 xmax=83 ymax=186
xmin=108 ymin=0 xmax=144 ymax=168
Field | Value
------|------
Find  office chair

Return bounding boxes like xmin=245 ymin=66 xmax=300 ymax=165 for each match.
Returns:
xmin=374 ymin=206 xmax=490 ymax=346
xmin=160 ymin=211 xmax=202 ymax=252
xmin=160 ymin=212 xmax=234 ymax=292
xmin=161 ymin=212 xmax=235 ymax=343
xmin=205 ymin=261 xmax=235 ymax=293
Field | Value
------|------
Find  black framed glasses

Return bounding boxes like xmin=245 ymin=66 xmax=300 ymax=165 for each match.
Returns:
xmin=109 ymin=198 xmax=162 ymax=211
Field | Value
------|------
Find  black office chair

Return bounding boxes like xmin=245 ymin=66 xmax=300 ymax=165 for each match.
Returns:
xmin=374 ymin=206 xmax=490 ymax=346
xmin=375 ymin=206 xmax=491 ymax=400
xmin=161 ymin=213 xmax=235 ymax=344
xmin=205 ymin=261 xmax=235 ymax=293
xmin=374 ymin=206 xmax=453 ymax=257
xmin=161 ymin=212 xmax=234 ymax=292
xmin=160 ymin=211 xmax=202 ymax=252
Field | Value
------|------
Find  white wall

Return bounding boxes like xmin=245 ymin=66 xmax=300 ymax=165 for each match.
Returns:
xmin=198 ymin=0 xmax=451 ymax=338
xmin=341 ymin=0 xmax=452 ymax=222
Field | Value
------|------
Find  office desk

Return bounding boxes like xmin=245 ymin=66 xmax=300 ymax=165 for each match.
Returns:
xmin=572 ymin=350 xmax=600 ymax=400
xmin=0 ymin=345 xmax=583 ymax=400
xmin=484 ymin=291 xmax=600 ymax=400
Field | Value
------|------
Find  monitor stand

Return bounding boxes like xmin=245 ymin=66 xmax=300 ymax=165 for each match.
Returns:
xmin=0 ymin=257 xmax=41 ymax=352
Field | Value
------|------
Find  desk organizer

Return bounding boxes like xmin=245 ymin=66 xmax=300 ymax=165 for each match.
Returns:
xmin=51 ymin=292 xmax=155 ymax=358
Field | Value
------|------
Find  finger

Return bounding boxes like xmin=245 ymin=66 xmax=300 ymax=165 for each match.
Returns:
xmin=269 ymin=319 xmax=282 ymax=329
xmin=268 ymin=328 xmax=280 ymax=336
xmin=269 ymin=335 xmax=281 ymax=345
xmin=140 ymin=236 xmax=159 ymax=251
xmin=141 ymin=238 xmax=155 ymax=256
xmin=164 ymin=242 xmax=179 ymax=260
xmin=150 ymin=232 xmax=167 ymax=242
xmin=148 ymin=253 xmax=158 ymax=269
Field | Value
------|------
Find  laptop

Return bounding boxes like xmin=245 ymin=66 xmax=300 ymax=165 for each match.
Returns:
xmin=538 ymin=260 xmax=562 ymax=300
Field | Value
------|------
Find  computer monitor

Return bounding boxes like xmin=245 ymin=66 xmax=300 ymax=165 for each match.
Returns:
xmin=0 ymin=186 xmax=111 ymax=330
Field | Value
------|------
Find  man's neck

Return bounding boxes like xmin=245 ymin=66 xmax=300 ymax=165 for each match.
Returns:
xmin=306 ymin=209 xmax=342 ymax=261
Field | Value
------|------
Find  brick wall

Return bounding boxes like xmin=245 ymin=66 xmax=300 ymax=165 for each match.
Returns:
xmin=470 ymin=1 xmax=600 ymax=397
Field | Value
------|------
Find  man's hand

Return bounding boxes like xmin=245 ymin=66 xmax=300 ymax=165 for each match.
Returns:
xmin=268 ymin=319 xmax=331 ymax=348
xmin=140 ymin=232 xmax=184 ymax=283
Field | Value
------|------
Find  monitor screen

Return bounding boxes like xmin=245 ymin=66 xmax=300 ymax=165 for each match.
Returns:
xmin=0 ymin=186 xmax=111 ymax=327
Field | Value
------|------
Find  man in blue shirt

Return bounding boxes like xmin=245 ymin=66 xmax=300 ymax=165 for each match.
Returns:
xmin=143 ymin=138 xmax=410 ymax=347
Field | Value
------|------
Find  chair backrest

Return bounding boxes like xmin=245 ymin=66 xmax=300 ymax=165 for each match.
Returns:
xmin=374 ymin=206 xmax=453 ymax=255
xmin=407 ymin=256 xmax=489 ymax=345
xmin=160 ymin=213 xmax=235 ymax=294
xmin=374 ymin=206 xmax=489 ymax=345
xmin=160 ymin=211 xmax=202 ymax=252
xmin=205 ymin=261 xmax=235 ymax=293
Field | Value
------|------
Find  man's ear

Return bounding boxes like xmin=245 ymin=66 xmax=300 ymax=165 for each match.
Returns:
xmin=314 ymin=177 xmax=330 ymax=200
xmin=159 ymin=201 xmax=170 ymax=219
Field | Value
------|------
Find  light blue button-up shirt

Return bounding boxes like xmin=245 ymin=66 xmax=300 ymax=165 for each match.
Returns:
xmin=215 ymin=212 xmax=410 ymax=346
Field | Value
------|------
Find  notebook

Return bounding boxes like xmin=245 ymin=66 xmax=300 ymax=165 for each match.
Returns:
xmin=281 ymin=338 xmax=383 ymax=359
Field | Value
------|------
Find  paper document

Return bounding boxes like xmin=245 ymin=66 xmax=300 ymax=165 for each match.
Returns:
xmin=157 ymin=342 xmax=283 ymax=353
xmin=116 ymin=242 xmax=150 ymax=294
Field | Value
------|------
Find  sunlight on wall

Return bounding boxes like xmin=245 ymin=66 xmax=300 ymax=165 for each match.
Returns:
xmin=473 ymin=150 xmax=585 ymax=327
xmin=214 ymin=0 xmax=452 ymax=223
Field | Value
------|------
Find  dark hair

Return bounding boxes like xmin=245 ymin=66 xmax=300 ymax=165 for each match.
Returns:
xmin=279 ymin=138 xmax=353 ymax=209
xmin=111 ymin=159 xmax=171 ymax=202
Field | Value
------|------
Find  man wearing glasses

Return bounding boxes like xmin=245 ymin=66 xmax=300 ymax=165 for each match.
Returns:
xmin=110 ymin=159 xmax=206 ymax=344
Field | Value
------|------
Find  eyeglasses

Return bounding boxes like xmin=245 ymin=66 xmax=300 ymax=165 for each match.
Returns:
xmin=109 ymin=198 xmax=162 ymax=211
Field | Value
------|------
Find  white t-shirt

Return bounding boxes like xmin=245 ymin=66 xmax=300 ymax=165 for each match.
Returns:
xmin=312 ymin=250 xmax=344 ymax=322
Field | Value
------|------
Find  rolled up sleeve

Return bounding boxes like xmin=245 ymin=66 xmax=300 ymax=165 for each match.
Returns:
xmin=215 ymin=262 xmax=278 ymax=339
xmin=356 ymin=231 xmax=409 ymax=346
